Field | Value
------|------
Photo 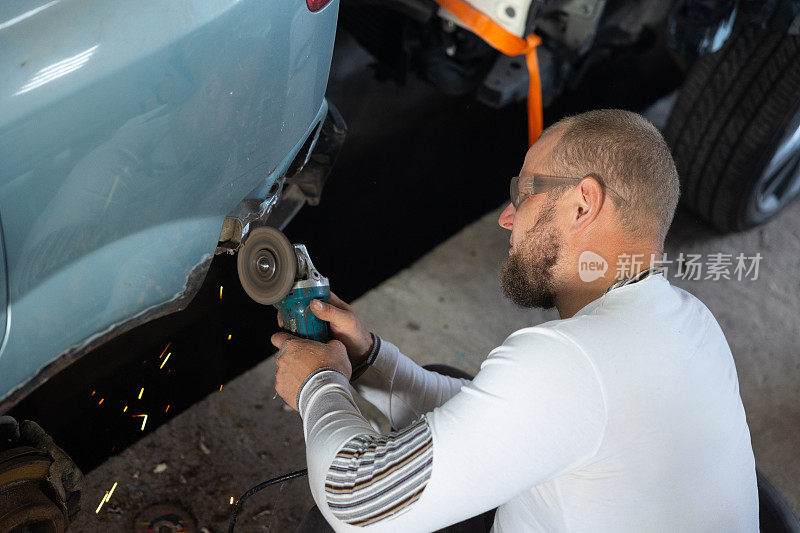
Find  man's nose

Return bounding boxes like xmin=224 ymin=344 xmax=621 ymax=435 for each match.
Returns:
xmin=498 ymin=202 xmax=515 ymax=229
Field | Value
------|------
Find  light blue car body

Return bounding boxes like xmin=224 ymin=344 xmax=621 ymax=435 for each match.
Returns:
xmin=0 ymin=0 xmax=339 ymax=406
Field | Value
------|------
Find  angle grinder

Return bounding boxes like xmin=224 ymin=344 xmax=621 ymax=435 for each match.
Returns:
xmin=237 ymin=226 xmax=330 ymax=342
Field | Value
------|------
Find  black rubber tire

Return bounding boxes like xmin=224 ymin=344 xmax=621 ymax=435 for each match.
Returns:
xmin=664 ymin=28 xmax=800 ymax=232
xmin=757 ymin=468 xmax=800 ymax=533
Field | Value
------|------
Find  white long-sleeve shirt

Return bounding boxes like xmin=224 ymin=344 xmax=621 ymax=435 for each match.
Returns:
xmin=298 ymin=274 xmax=758 ymax=532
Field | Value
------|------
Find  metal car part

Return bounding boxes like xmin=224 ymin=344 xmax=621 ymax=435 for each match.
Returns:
xmin=477 ymin=44 xmax=562 ymax=107
xmin=221 ymin=114 xmax=327 ymax=244
xmin=0 ymin=417 xmax=83 ymax=533
xmin=340 ymin=0 xmax=499 ymax=95
xmin=437 ymin=0 xmax=536 ymax=36
xmin=561 ymin=0 xmax=607 ymax=52
xmin=667 ymin=0 xmax=738 ymax=57
xmin=535 ymin=0 xmax=607 ymax=55
xmin=133 ymin=503 xmax=197 ymax=533
xmin=434 ymin=0 xmax=609 ymax=106
xmin=477 ymin=53 xmax=530 ymax=107
xmin=0 ymin=446 xmax=67 ymax=533
xmin=216 ymin=104 xmax=347 ymax=255
xmin=284 ymin=103 xmax=347 ymax=207
xmin=746 ymin=101 xmax=800 ymax=222
xmin=599 ymin=0 xmax=673 ymax=43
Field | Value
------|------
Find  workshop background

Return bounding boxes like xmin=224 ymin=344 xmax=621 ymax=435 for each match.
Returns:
xmin=9 ymin=24 xmax=800 ymax=533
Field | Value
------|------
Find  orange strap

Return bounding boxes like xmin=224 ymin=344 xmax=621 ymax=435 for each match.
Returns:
xmin=432 ymin=0 xmax=543 ymax=146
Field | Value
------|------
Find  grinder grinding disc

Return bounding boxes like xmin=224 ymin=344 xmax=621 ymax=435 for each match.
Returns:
xmin=237 ymin=226 xmax=297 ymax=305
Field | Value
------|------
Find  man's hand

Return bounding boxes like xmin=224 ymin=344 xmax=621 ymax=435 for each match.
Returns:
xmin=277 ymin=291 xmax=374 ymax=367
xmin=271 ymin=332 xmax=352 ymax=411
xmin=310 ymin=292 xmax=374 ymax=366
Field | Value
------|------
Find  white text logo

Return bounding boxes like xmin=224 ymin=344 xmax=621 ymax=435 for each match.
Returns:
xmin=578 ymin=251 xmax=608 ymax=282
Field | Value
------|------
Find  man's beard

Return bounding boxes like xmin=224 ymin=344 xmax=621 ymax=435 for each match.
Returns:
xmin=500 ymin=203 xmax=561 ymax=309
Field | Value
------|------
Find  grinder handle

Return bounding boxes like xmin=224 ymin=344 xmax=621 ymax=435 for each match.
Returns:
xmin=274 ymin=286 xmax=331 ymax=342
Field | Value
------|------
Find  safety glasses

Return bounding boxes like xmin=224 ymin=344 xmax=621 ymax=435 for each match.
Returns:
xmin=509 ymin=173 xmax=627 ymax=208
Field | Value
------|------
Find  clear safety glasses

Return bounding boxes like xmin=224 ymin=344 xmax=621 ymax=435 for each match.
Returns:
xmin=509 ymin=174 xmax=627 ymax=208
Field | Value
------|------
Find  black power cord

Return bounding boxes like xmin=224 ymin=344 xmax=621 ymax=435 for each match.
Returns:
xmin=228 ymin=468 xmax=309 ymax=532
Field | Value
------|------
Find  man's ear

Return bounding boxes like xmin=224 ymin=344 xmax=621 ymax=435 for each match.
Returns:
xmin=570 ymin=176 xmax=604 ymax=233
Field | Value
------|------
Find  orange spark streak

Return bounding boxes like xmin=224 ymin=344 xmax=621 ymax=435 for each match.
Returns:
xmin=138 ymin=388 xmax=144 ymax=399
xmin=158 ymin=342 xmax=171 ymax=359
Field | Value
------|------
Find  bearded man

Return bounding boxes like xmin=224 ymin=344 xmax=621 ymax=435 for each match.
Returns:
xmin=271 ymin=109 xmax=759 ymax=532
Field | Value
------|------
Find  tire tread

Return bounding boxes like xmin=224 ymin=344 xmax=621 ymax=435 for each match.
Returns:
xmin=664 ymin=29 xmax=800 ymax=231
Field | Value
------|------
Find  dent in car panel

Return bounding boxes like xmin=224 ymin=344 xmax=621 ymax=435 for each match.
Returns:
xmin=0 ymin=0 xmax=339 ymax=404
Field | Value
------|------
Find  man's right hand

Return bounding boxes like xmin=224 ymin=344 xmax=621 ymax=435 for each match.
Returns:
xmin=308 ymin=292 xmax=374 ymax=367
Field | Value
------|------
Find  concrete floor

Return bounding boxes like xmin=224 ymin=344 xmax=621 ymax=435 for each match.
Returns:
xmin=73 ymin=188 xmax=800 ymax=531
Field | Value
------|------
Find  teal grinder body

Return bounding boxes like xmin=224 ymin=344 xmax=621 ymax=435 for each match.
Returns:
xmin=274 ymin=277 xmax=330 ymax=342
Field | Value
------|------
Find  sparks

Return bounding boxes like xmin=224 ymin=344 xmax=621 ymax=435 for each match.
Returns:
xmin=158 ymin=342 xmax=171 ymax=359
xmin=219 ymin=285 xmax=223 ymax=299
xmin=95 ymin=492 xmax=109 ymax=514
xmin=98 ymin=398 xmax=104 ymax=405
xmin=138 ymin=387 xmax=144 ymax=400
xmin=159 ymin=352 xmax=171 ymax=369
xmin=133 ymin=414 xmax=148 ymax=431
xmin=230 ymin=496 xmax=234 ymax=505
xmin=227 ymin=334 xmax=232 ymax=341
xmin=123 ymin=405 xmax=128 ymax=413
xmin=91 ymin=390 xmax=96 ymax=396
xmin=219 ymin=385 xmax=224 ymax=392
xmin=165 ymin=404 xmax=170 ymax=413
xmin=95 ymin=482 xmax=117 ymax=514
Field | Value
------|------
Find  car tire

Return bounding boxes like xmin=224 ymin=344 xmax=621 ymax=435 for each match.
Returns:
xmin=0 ymin=417 xmax=83 ymax=533
xmin=664 ymin=27 xmax=800 ymax=232
xmin=757 ymin=468 xmax=800 ymax=533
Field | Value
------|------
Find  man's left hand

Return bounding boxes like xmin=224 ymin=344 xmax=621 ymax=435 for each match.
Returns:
xmin=271 ymin=333 xmax=352 ymax=411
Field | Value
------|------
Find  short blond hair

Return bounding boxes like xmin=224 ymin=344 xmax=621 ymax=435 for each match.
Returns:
xmin=544 ymin=109 xmax=680 ymax=245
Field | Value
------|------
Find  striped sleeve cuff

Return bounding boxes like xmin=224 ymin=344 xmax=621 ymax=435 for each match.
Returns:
xmin=350 ymin=333 xmax=381 ymax=382
xmin=325 ymin=416 xmax=433 ymax=526
xmin=298 ymin=368 xmax=351 ymax=419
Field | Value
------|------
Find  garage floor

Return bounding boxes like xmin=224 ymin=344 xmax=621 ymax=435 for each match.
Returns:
xmin=73 ymin=184 xmax=800 ymax=531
